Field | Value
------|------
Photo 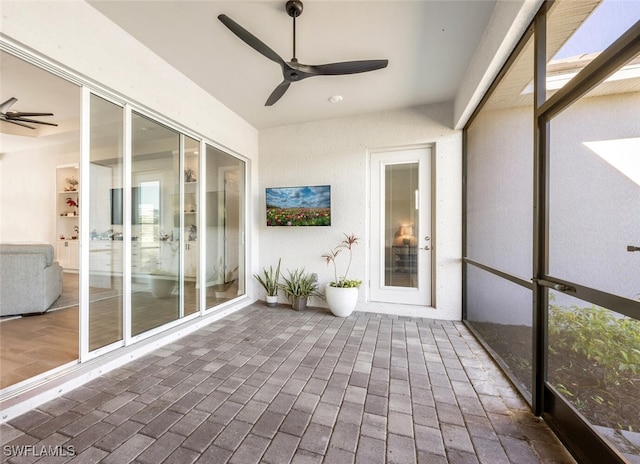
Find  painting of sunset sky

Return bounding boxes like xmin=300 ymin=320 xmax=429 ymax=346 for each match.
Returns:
xmin=266 ymin=185 xmax=331 ymax=226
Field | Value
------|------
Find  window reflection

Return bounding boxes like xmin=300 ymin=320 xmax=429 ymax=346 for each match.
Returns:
xmin=131 ymin=113 xmax=181 ymax=335
xmin=205 ymin=144 xmax=245 ymax=308
xmin=89 ymin=94 xmax=124 ymax=350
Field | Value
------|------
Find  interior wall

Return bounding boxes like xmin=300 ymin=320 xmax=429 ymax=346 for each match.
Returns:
xmin=0 ymin=145 xmax=78 ymax=244
xmin=258 ymin=104 xmax=462 ymax=320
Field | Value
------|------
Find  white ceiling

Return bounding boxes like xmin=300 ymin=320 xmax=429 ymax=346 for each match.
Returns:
xmin=87 ymin=0 xmax=497 ymax=130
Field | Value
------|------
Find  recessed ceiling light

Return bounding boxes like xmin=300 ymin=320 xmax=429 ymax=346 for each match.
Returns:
xmin=328 ymin=95 xmax=343 ymax=103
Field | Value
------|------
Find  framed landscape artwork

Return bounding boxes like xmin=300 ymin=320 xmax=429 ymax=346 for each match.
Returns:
xmin=266 ymin=185 xmax=331 ymax=226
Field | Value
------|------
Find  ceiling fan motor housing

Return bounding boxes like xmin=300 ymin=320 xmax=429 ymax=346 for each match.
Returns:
xmin=286 ymin=0 xmax=303 ymax=18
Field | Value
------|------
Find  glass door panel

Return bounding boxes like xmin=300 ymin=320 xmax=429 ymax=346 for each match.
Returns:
xmin=205 ymin=144 xmax=245 ymax=308
xmin=183 ymin=135 xmax=199 ymax=316
xmin=384 ymin=162 xmax=419 ymax=288
xmin=131 ymin=112 xmax=181 ymax=335
xmin=88 ymin=94 xmax=124 ymax=350
xmin=370 ymin=148 xmax=432 ymax=306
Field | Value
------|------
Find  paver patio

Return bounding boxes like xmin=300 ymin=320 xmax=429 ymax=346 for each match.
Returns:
xmin=0 ymin=304 xmax=575 ymax=463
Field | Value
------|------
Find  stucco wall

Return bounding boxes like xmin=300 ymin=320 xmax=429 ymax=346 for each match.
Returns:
xmin=258 ymin=104 xmax=463 ymax=320
xmin=466 ymin=90 xmax=640 ymax=325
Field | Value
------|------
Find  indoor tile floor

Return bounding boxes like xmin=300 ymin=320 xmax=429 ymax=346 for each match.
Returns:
xmin=0 ymin=304 xmax=576 ymax=463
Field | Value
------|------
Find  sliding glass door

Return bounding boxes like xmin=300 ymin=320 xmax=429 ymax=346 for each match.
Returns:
xmin=88 ymin=94 xmax=124 ymax=351
xmin=205 ymin=144 xmax=245 ymax=308
xmin=131 ymin=112 xmax=181 ymax=336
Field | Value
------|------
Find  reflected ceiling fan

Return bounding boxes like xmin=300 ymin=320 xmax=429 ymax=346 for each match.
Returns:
xmin=0 ymin=97 xmax=58 ymax=129
xmin=218 ymin=0 xmax=388 ymax=106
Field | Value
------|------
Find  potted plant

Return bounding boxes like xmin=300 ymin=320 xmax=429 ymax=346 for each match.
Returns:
xmin=322 ymin=233 xmax=362 ymax=317
xmin=254 ymin=258 xmax=281 ymax=306
xmin=280 ymin=268 xmax=321 ymax=311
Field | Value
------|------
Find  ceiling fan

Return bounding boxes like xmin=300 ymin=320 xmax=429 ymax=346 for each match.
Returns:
xmin=218 ymin=0 xmax=388 ymax=106
xmin=0 ymin=97 xmax=58 ymax=129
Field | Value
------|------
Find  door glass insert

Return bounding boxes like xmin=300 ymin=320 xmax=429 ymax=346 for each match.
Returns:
xmin=131 ymin=112 xmax=181 ymax=335
xmin=385 ymin=162 xmax=418 ymax=288
xmin=89 ymin=94 xmax=124 ymax=350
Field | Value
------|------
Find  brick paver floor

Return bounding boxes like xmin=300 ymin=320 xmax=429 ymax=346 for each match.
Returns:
xmin=0 ymin=304 xmax=575 ymax=463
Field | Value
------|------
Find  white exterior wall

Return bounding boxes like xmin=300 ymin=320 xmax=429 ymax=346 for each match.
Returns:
xmin=259 ymin=104 xmax=463 ymax=320
xmin=466 ymin=91 xmax=640 ymax=325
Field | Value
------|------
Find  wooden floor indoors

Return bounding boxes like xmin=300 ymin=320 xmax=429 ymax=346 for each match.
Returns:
xmin=0 ymin=273 xmax=209 ymax=390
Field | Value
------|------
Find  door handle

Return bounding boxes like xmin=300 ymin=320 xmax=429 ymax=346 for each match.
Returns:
xmin=423 ymin=245 xmax=431 ymax=251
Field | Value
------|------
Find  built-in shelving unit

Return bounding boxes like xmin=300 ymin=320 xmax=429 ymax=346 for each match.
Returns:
xmin=56 ymin=164 xmax=80 ymax=271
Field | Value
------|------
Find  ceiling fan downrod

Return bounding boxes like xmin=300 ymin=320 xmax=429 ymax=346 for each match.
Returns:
xmin=286 ymin=0 xmax=303 ymax=62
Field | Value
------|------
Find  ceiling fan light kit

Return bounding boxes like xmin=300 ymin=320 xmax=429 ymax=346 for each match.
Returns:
xmin=218 ymin=0 xmax=388 ymax=106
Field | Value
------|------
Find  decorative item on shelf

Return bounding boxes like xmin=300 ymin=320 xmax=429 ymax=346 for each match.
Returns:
xmin=66 ymin=197 xmax=78 ymax=216
xmin=280 ymin=268 xmax=321 ymax=311
xmin=254 ymin=258 xmax=281 ymax=307
xmin=322 ymin=233 xmax=362 ymax=317
xmin=184 ymin=167 xmax=197 ymax=183
xmin=65 ymin=176 xmax=78 ymax=192
xmin=72 ymin=225 xmax=79 ymax=240
xmin=188 ymin=224 xmax=197 ymax=241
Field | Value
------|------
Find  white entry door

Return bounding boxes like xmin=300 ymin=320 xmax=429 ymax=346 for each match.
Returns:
xmin=370 ymin=147 xmax=432 ymax=306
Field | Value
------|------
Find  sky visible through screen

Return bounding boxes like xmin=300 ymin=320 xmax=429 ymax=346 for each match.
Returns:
xmin=553 ymin=0 xmax=640 ymax=61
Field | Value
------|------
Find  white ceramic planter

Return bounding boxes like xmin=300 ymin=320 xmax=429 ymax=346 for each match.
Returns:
xmin=266 ymin=295 xmax=278 ymax=307
xmin=325 ymin=284 xmax=358 ymax=317
xmin=149 ymin=275 xmax=177 ymax=298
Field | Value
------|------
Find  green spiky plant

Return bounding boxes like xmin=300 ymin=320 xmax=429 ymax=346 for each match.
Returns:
xmin=280 ymin=268 xmax=321 ymax=300
xmin=253 ymin=258 xmax=282 ymax=296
